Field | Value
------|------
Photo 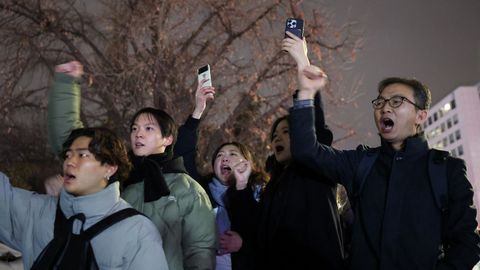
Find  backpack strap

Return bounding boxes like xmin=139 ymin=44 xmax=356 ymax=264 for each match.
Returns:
xmin=54 ymin=198 xmax=68 ymax=235
xmin=31 ymin=200 xmax=83 ymax=270
xmin=428 ymin=149 xmax=449 ymax=213
xmin=82 ymin=208 xmax=144 ymax=240
xmin=428 ymin=148 xmax=450 ymax=257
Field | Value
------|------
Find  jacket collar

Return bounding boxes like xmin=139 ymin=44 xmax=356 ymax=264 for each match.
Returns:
xmin=59 ymin=182 xmax=120 ymax=219
xmin=126 ymin=154 xmax=187 ymax=202
xmin=380 ymin=135 xmax=429 ymax=158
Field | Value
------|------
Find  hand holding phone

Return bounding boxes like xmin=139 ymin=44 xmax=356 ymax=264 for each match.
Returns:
xmin=282 ymin=27 xmax=309 ymax=67
xmin=197 ymin=64 xmax=212 ymax=87
xmin=193 ymin=65 xmax=215 ymax=119
xmin=285 ymin=18 xmax=304 ymax=39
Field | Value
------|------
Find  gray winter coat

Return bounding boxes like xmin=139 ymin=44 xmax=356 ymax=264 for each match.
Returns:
xmin=0 ymin=172 xmax=169 ymax=269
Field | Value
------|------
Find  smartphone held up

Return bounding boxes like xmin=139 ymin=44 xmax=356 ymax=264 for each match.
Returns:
xmin=285 ymin=18 xmax=304 ymax=39
xmin=197 ymin=64 xmax=212 ymax=88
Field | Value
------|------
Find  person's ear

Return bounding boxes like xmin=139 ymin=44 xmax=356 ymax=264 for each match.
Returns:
xmin=104 ymin=165 xmax=118 ymax=181
xmin=415 ymin=109 xmax=428 ymax=126
xmin=164 ymin=135 xmax=174 ymax=147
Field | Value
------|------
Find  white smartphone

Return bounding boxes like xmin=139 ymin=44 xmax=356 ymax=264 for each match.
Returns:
xmin=197 ymin=64 xmax=212 ymax=87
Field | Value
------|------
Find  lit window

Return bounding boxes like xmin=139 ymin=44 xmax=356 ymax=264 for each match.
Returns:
xmin=436 ymin=141 xmax=443 ymax=149
xmin=443 ymin=103 xmax=451 ymax=112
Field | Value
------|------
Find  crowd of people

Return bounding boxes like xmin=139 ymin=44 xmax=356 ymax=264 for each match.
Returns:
xmin=0 ymin=30 xmax=479 ymax=270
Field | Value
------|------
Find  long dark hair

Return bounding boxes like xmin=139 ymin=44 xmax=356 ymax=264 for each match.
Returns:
xmin=266 ymin=116 xmax=289 ymax=178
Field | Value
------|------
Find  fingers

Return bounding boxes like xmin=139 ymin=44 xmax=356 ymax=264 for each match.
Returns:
xmin=224 ymin=230 xmax=239 ymax=237
xmin=233 ymin=160 xmax=250 ymax=174
xmin=281 ymin=38 xmax=298 ymax=51
xmin=219 ymin=231 xmax=242 ymax=253
xmin=55 ymin=61 xmax=83 ymax=78
xmin=285 ymin=31 xmax=302 ymax=41
xmin=198 ymin=78 xmax=211 ymax=88
xmin=232 ymin=160 xmax=251 ymax=190
xmin=303 ymin=65 xmax=328 ymax=80
xmin=197 ymin=85 xmax=216 ymax=97
xmin=200 ymin=87 xmax=216 ymax=97
xmin=45 ymin=174 xmax=64 ymax=196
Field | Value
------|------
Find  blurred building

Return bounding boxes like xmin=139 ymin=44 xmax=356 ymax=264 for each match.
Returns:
xmin=423 ymin=82 xmax=480 ymax=222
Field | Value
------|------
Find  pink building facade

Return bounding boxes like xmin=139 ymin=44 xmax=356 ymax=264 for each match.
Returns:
xmin=423 ymin=83 xmax=480 ymax=222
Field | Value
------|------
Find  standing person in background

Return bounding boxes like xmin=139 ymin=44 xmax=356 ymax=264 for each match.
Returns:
xmin=288 ymin=40 xmax=480 ymax=268
xmin=162 ymin=69 xmax=269 ymax=269
xmin=208 ymin=142 xmax=268 ymax=270
xmin=48 ymin=61 xmax=216 ymax=270
xmin=227 ymin=31 xmax=346 ymax=270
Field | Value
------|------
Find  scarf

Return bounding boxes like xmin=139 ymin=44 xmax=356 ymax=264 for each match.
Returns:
xmin=125 ymin=152 xmax=187 ymax=202
xmin=209 ymin=177 xmax=230 ymax=235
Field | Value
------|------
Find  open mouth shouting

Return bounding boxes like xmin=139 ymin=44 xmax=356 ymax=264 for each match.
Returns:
xmin=380 ymin=117 xmax=395 ymax=133
xmin=63 ymin=172 xmax=76 ymax=184
xmin=275 ymin=145 xmax=285 ymax=153
xmin=273 ymin=141 xmax=291 ymax=164
xmin=220 ymin=164 xmax=232 ymax=178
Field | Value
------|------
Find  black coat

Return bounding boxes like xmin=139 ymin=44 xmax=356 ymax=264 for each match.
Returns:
xmin=289 ymin=106 xmax=480 ymax=270
xmin=227 ymin=93 xmax=347 ymax=270
xmin=227 ymin=164 xmax=347 ymax=270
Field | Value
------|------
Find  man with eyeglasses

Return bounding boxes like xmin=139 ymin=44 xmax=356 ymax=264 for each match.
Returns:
xmin=288 ymin=65 xmax=479 ymax=269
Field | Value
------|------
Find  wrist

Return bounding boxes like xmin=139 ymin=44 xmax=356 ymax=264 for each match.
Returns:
xmin=296 ymin=58 xmax=310 ymax=70
xmin=296 ymin=89 xmax=315 ymax=100
xmin=192 ymin=108 xmax=204 ymax=119
xmin=236 ymin=183 xmax=247 ymax=190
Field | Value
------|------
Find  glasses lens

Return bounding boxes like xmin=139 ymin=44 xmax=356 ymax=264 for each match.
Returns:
xmin=389 ymin=96 xmax=404 ymax=108
xmin=372 ymin=99 xmax=385 ymax=109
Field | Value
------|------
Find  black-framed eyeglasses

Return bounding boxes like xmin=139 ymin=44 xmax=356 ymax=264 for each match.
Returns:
xmin=371 ymin=96 xmax=422 ymax=110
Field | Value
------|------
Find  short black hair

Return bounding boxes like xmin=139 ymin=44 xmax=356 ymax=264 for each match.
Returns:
xmin=378 ymin=77 xmax=431 ymax=110
xmin=130 ymin=107 xmax=178 ymax=155
xmin=61 ymin=127 xmax=132 ymax=184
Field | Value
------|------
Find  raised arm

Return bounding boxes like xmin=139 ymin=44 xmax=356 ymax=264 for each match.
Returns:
xmin=288 ymin=63 xmax=362 ymax=192
xmin=175 ymin=80 xmax=215 ymax=180
xmin=47 ymin=61 xmax=85 ymax=155
xmin=314 ymin=91 xmax=333 ymax=146
xmin=282 ymin=31 xmax=333 ymax=146
xmin=0 ymin=172 xmax=55 ymax=264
